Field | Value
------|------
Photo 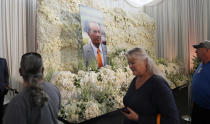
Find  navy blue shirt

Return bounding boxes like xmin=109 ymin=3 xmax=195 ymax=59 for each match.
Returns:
xmin=123 ymin=75 xmax=179 ymax=124
xmin=191 ymin=62 xmax=210 ymax=109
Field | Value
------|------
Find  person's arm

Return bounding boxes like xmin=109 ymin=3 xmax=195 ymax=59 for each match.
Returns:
xmin=151 ymin=78 xmax=180 ymax=124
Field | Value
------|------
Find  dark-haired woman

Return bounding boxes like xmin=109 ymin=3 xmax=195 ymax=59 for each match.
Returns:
xmin=3 ymin=52 xmax=61 ymax=124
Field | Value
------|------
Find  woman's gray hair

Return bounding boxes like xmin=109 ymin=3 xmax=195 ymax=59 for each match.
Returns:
xmin=126 ymin=47 xmax=169 ymax=82
xmin=20 ymin=52 xmax=48 ymax=107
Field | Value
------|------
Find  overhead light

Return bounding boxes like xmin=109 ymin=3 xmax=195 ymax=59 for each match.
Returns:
xmin=126 ymin=0 xmax=154 ymax=7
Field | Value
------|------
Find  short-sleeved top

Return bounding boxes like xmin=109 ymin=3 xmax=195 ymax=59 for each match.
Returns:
xmin=123 ymin=75 xmax=179 ymax=124
xmin=191 ymin=62 xmax=210 ymax=109
xmin=3 ymin=82 xmax=61 ymax=124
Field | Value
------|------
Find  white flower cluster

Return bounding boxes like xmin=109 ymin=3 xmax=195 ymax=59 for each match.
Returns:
xmin=51 ymin=66 xmax=133 ymax=122
xmin=51 ymin=51 xmax=189 ymax=123
xmin=157 ymin=62 xmax=189 ymax=87
xmin=85 ymin=101 xmax=102 ymax=120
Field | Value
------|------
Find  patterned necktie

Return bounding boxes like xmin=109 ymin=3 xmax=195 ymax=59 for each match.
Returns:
xmin=97 ymin=48 xmax=103 ymax=67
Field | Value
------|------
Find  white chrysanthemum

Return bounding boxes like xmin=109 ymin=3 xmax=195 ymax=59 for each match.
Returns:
xmin=65 ymin=103 xmax=79 ymax=122
xmin=85 ymin=101 xmax=101 ymax=120
xmin=78 ymin=70 xmax=86 ymax=77
xmin=113 ymin=95 xmax=124 ymax=109
xmin=88 ymin=71 xmax=98 ymax=85
xmin=80 ymin=73 xmax=89 ymax=84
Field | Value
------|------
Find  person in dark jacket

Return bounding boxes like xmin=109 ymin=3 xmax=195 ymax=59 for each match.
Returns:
xmin=122 ymin=47 xmax=180 ymax=124
xmin=0 ymin=58 xmax=9 ymax=122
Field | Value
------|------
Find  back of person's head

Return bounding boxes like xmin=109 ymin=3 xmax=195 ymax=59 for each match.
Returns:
xmin=126 ymin=47 xmax=168 ymax=81
xmin=20 ymin=52 xmax=48 ymax=107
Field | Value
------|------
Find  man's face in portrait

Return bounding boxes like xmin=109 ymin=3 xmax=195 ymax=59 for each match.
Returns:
xmin=88 ymin=22 xmax=101 ymax=48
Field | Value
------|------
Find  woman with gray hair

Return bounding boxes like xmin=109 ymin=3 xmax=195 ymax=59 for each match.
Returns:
xmin=121 ymin=47 xmax=179 ymax=124
xmin=3 ymin=52 xmax=61 ymax=124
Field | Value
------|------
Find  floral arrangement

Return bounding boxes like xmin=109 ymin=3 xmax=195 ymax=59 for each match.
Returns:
xmin=51 ymin=66 xmax=133 ymax=122
xmin=37 ymin=0 xmax=190 ymax=122
xmin=50 ymin=49 xmax=189 ymax=123
xmin=156 ymin=59 xmax=190 ymax=87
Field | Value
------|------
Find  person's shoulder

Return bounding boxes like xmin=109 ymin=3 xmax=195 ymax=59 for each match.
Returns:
xmin=42 ymin=82 xmax=56 ymax=88
xmin=149 ymin=75 xmax=172 ymax=95
xmin=9 ymin=94 xmax=23 ymax=104
xmin=150 ymin=75 xmax=164 ymax=82
xmin=42 ymin=82 xmax=60 ymax=100
xmin=0 ymin=58 xmax=6 ymax=62
xmin=4 ymin=89 xmax=30 ymax=120
xmin=101 ymin=44 xmax=107 ymax=50
xmin=83 ymin=42 xmax=91 ymax=48
xmin=130 ymin=77 xmax=137 ymax=85
xmin=8 ymin=89 xmax=28 ymax=107
xmin=83 ymin=43 xmax=88 ymax=48
xmin=83 ymin=42 xmax=92 ymax=52
xmin=150 ymin=75 xmax=169 ymax=87
xmin=42 ymin=82 xmax=60 ymax=92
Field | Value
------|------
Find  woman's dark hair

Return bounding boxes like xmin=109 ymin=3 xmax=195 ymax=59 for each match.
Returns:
xmin=20 ymin=52 xmax=48 ymax=107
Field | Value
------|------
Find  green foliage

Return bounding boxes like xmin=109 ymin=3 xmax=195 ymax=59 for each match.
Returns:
xmin=81 ymin=87 xmax=92 ymax=102
xmin=59 ymin=105 xmax=67 ymax=119
xmin=171 ymin=57 xmax=183 ymax=66
xmin=166 ymin=71 xmax=189 ymax=87
xmin=105 ymin=95 xmax=115 ymax=112
xmin=108 ymin=48 xmax=128 ymax=71
xmin=155 ymin=58 xmax=168 ymax=66
xmin=78 ymin=48 xmax=128 ymax=73
xmin=166 ymin=72 xmax=182 ymax=83
xmin=73 ymin=77 xmax=81 ymax=88
xmin=94 ymin=90 xmax=115 ymax=112
xmin=77 ymin=57 xmax=86 ymax=71
xmin=44 ymin=67 xmax=54 ymax=82
xmin=77 ymin=57 xmax=99 ymax=72
xmin=192 ymin=56 xmax=201 ymax=71
xmin=95 ymin=91 xmax=109 ymax=104
xmin=146 ymin=49 xmax=169 ymax=66
xmin=86 ymin=59 xmax=99 ymax=72
xmin=189 ymin=56 xmax=201 ymax=76
xmin=97 ymin=74 xmax=103 ymax=82
xmin=77 ymin=103 xmax=86 ymax=120
xmin=145 ymin=49 xmax=156 ymax=60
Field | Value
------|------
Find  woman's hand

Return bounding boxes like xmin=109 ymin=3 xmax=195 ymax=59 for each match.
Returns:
xmin=121 ymin=107 xmax=139 ymax=121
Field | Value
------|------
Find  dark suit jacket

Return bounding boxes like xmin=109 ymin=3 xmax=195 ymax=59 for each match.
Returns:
xmin=0 ymin=58 xmax=9 ymax=91
xmin=83 ymin=42 xmax=108 ymax=67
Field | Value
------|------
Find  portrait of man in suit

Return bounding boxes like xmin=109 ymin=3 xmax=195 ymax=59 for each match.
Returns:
xmin=83 ymin=22 xmax=108 ymax=67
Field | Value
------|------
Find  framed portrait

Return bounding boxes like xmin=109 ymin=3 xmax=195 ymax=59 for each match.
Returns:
xmin=80 ymin=5 xmax=108 ymax=67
